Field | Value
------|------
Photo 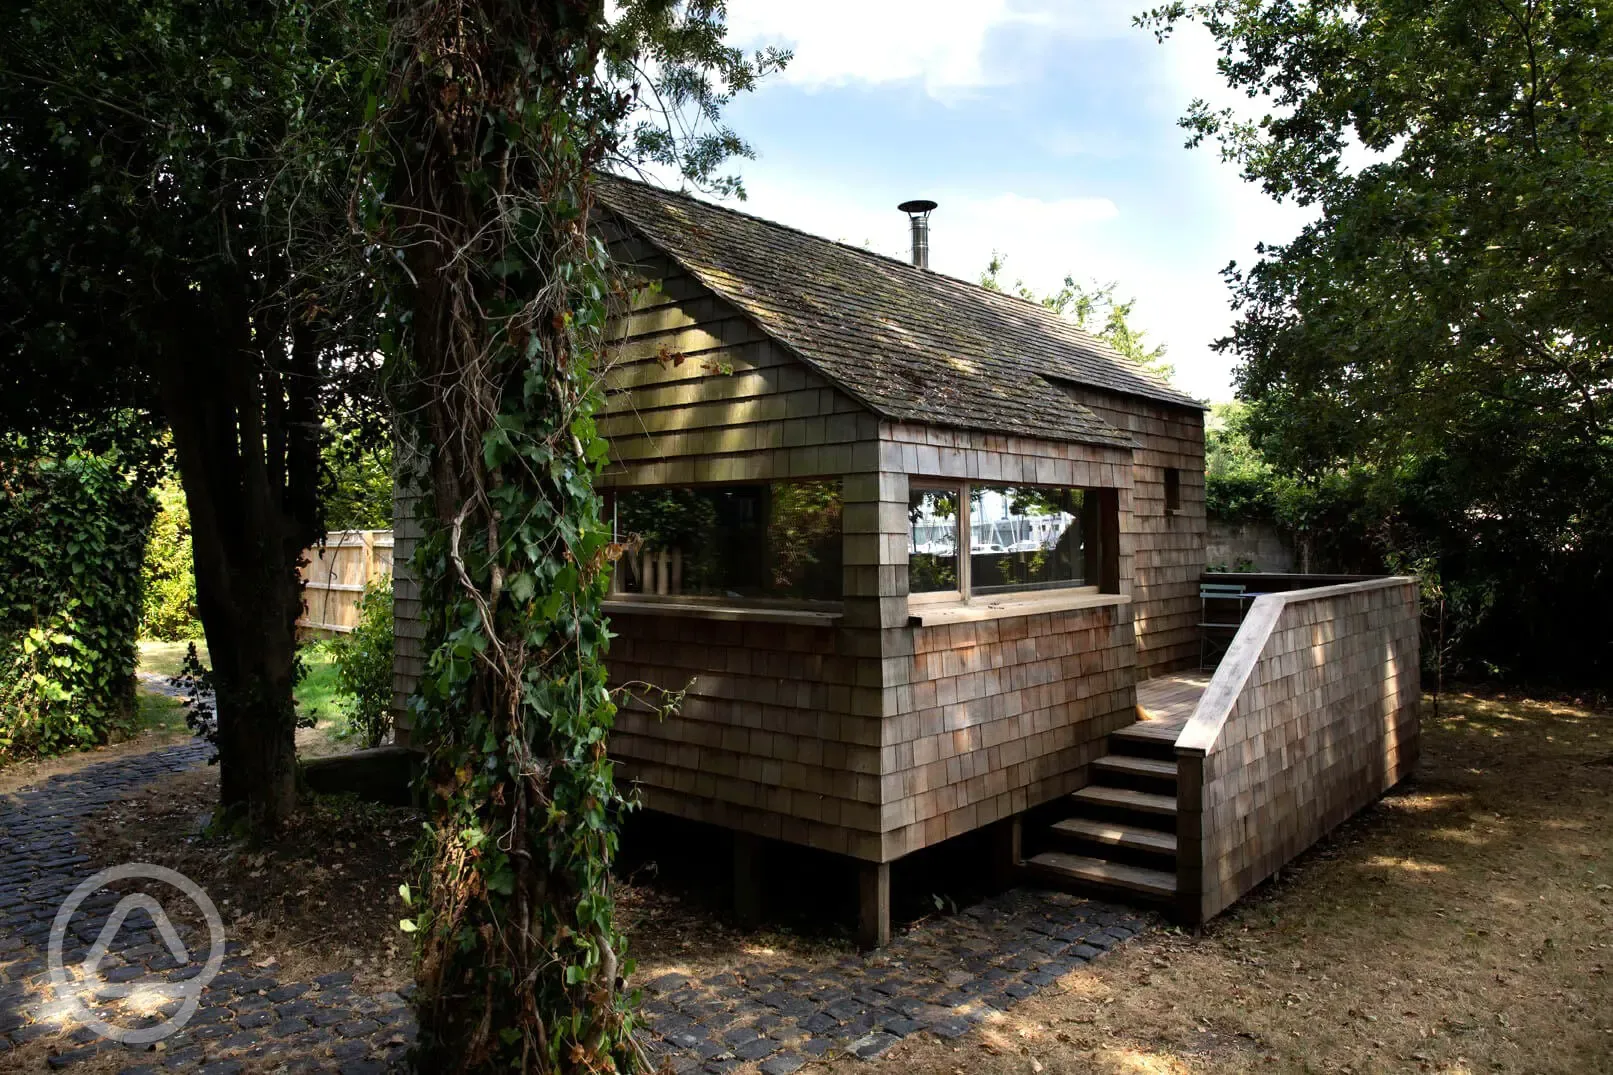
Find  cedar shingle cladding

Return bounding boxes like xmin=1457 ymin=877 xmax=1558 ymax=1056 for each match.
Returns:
xmin=1057 ymin=385 xmax=1207 ymax=679
xmin=594 ymin=186 xmax=1208 ymax=862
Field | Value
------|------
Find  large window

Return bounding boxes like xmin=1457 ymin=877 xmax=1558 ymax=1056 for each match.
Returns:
xmin=610 ymin=481 xmax=843 ymax=602
xmin=908 ymin=481 xmax=1110 ymax=601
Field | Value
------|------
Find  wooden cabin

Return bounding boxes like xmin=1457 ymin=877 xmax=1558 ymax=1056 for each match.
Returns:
xmin=390 ymin=173 xmax=1425 ymax=936
xmin=393 ymin=177 xmax=1422 ymax=944
xmin=589 ymin=176 xmax=1205 ymax=943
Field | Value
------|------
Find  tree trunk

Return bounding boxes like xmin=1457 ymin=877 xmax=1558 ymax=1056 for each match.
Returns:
xmin=153 ymin=279 xmax=321 ymax=830
xmin=378 ymin=3 xmax=637 ymax=1069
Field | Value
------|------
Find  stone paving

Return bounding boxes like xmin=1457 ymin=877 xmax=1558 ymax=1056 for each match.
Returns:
xmin=0 ymin=740 xmax=1153 ymax=1074
xmin=637 ymin=889 xmax=1153 ymax=1075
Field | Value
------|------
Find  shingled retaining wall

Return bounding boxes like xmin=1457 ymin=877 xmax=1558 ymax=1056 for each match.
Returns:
xmin=1174 ymin=577 xmax=1421 ymax=922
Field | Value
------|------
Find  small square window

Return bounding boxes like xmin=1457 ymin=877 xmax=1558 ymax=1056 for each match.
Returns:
xmin=1164 ymin=468 xmax=1182 ymax=514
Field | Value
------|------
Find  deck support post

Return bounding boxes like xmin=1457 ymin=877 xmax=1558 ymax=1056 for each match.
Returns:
xmin=857 ymin=861 xmax=891 ymax=949
xmin=1174 ymin=749 xmax=1206 ymax=925
xmin=733 ymin=832 xmax=763 ymax=927
xmin=990 ymin=814 xmax=1023 ymax=888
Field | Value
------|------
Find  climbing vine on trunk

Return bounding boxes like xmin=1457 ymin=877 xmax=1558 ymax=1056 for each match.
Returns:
xmin=361 ymin=2 xmax=782 ymax=1069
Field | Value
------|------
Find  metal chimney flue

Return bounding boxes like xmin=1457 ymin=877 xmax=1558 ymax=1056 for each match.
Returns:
xmin=898 ymin=199 xmax=938 ymax=269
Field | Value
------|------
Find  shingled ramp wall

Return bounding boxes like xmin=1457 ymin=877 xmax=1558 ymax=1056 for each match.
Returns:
xmin=1174 ymin=577 xmax=1422 ymax=922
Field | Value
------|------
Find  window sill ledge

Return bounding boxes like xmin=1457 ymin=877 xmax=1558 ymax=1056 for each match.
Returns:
xmin=603 ymin=599 xmax=843 ymax=627
xmin=907 ymin=591 xmax=1130 ymax=627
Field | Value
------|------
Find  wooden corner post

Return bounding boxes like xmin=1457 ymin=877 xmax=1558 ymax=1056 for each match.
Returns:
xmin=857 ymin=861 xmax=891 ymax=949
xmin=732 ymin=832 xmax=763 ymax=928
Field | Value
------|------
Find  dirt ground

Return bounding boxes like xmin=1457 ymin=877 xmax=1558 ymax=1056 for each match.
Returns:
xmin=820 ymin=690 xmax=1613 ymax=1075
xmin=79 ymin=765 xmax=422 ymax=994
xmin=62 ymin=689 xmax=1613 ymax=1073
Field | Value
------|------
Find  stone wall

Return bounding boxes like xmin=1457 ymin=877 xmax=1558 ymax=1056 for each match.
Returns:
xmin=1175 ymin=578 xmax=1421 ymax=922
xmin=1205 ymin=519 xmax=1295 ymax=573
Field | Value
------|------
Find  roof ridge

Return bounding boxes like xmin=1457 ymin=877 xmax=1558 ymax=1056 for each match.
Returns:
xmin=599 ymin=171 xmax=935 ymax=274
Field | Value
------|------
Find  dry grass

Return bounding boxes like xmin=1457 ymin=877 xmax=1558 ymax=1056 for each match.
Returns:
xmin=822 ymin=691 xmax=1612 ymax=1075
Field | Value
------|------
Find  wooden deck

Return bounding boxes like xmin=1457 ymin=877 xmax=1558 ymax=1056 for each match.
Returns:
xmin=1126 ymin=671 xmax=1212 ymax=744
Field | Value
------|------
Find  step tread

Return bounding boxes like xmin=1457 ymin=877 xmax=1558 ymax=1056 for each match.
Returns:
xmin=1091 ymin=755 xmax=1179 ymax=780
xmin=1025 ymin=851 xmax=1177 ymax=897
xmin=1071 ymin=786 xmax=1178 ymax=816
xmin=1111 ymin=723 xmax=1181 ymax=745
xmin=1048 ymin=817 xmax=1178 ymax=854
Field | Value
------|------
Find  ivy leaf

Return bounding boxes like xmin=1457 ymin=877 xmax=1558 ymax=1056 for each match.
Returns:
xmin=509 ymin=572 xmax=536 ymax=604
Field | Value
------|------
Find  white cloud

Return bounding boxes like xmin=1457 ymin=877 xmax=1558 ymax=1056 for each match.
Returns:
xmin=665 ymin=7 xmax=1322 ymax=400
xmin=723 ymin=0 xmax=1141 ymax=99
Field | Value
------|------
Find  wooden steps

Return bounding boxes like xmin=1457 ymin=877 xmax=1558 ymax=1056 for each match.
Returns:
xmin=1091 ymin=755 xmax=1178 ymax=780
xmin=1021 ymin=717 xmax=1183 ymax=906
xmin=1024 ymin=851 xmax=1176 ymax=898
xmin=1048 ymin=817 xmax=1177 ymax=855
xmin=1070 ymin=786 xmax=1177 ymax=817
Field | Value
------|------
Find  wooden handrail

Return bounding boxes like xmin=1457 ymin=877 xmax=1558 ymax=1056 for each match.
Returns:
xmin=1174 ymin=576 xmax=1418 ymax=757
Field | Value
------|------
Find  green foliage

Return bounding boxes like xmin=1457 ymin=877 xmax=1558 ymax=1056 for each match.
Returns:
xmin=0 ymin=454 xmax=153 ymax=759
xmin=361 ymin=2 xmax=785 ymax=1067
xmin=140 ymin=477 xmax=203 ymax=642
xmin=980 ymin=255 xmax=1174 ymax=380
xmin=324 ymin=433 xmax=394 ymax=531
xmin=2 ymin=0 xmax=388 ymax=823
xmin=1147 ymin=0 xmax=1613 ymax=682
xmin=329 ymin=577 xmax=395 ymax=748
xmin=767 ymin=481 xmax=844 ymax=596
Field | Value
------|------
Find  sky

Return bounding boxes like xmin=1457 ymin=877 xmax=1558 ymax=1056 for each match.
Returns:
xmin=680 ymin=0 xmax=1317 ymax=402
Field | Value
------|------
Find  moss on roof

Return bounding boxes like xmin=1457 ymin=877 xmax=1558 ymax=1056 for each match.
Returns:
xmin=599 ymin=174 xmax=1203 ymax=448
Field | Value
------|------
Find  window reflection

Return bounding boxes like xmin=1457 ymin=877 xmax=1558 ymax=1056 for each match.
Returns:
xmin=969 ymin=485 xmax=1091 ymax=592
xmin=908 ymin=488 xmax=959 ymax=593
xmin=612 ymin=481 xmax=842 ymax=601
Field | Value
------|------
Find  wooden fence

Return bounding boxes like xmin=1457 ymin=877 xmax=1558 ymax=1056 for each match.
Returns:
xmin=298 ymin=530 xmax=394 ymax=637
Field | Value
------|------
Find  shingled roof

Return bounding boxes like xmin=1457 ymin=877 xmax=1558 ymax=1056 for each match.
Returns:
xmin=597 ymin=174 xmax=1203 ymax=448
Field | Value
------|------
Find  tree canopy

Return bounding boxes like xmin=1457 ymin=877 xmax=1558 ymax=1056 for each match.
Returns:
xmin=980 ymin=255 xmax=1174 ymax=380
xmin=1144 ymin=0 xmax=1613 ymax=679
xmin=0 ymin=0 xmax=386 ymax=822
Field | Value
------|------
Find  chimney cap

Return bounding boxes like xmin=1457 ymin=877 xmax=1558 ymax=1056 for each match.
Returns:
xmin=898 ymin=199 xmax=938 ymax=216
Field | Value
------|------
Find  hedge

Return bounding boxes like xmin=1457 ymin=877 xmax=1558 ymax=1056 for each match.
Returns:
xmin=0 ymin=455 xmax=154 ymax=758
xmin=140 ymin=477 xmax=204 ymax=641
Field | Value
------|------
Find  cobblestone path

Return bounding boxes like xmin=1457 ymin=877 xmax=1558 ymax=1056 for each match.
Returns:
xmin=0 ymin=743 xmax=1152 ymax=1073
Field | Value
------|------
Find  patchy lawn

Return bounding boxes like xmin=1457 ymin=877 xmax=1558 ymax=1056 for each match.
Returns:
xmin=293 ymin=639 xmax=349 ymax=727
xmin=136 ymin=638 xmax=211 ymax=679
xmin=137 ymin=636 xmax=362 ymax=757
